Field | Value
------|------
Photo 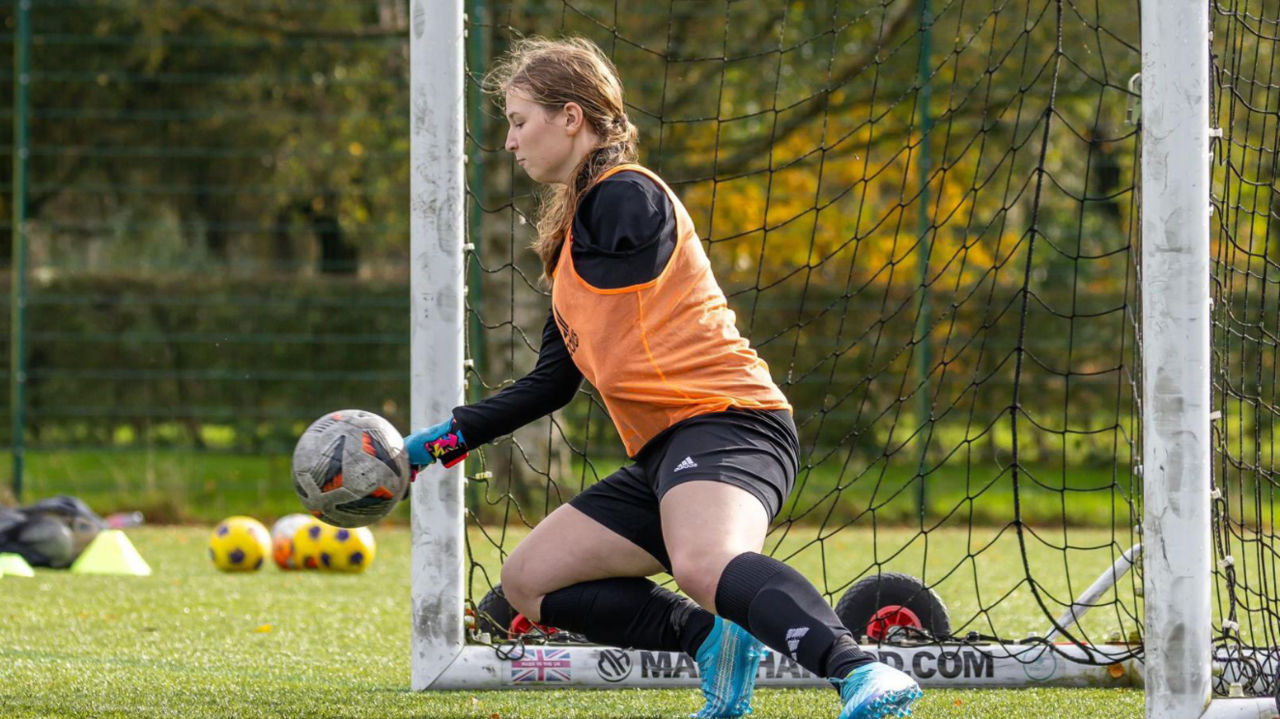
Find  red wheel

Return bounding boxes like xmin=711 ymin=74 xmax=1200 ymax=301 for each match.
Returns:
xmin=865 ymin=604 xmax=923 ymax=642
xmin=835 ymin=572 xmax=951 ymax=641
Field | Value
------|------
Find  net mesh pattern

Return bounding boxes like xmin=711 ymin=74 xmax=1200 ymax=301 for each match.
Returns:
xmin=462 ymin=0 xmax=1145 ymax=671
xmin=1211 ymin=0 xmax=1280 ymax=697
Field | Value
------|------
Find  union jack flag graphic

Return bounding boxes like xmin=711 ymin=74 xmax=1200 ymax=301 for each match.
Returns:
xmin=510 ymin=648 xmax=573 ymax=683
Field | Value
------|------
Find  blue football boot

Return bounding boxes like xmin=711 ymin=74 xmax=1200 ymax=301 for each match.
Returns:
xmin=692 ymin=616 xmax=768 ymax=718
xmin=835 ymin=662 xmax=923 ymax=719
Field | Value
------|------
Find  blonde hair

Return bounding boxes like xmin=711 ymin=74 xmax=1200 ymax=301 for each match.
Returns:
xmin=484 ymin=36 xmax=640 ymax=283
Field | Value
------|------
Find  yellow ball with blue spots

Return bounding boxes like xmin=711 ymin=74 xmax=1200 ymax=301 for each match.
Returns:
xmin=292 ymin=518 xmax=327 ymax=570
xmin=208 ymin=516 xmax=271 ymax=572
xmin=318 ymin=525 xmax=376 ymax=573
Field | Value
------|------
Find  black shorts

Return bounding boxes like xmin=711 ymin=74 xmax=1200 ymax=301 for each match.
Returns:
xmin=567 ymin=407 xmax=799 ymax=571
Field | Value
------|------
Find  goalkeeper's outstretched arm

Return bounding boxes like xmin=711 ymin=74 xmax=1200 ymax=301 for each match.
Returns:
xmin=406 ymin=309 xmax=582 ymax=469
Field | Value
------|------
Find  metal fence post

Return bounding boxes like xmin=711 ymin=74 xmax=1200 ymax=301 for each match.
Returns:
xmin=11 ymin=0 xmax=31 ymax=501
xmin=914 ymin=0 xmax=934 ymax=521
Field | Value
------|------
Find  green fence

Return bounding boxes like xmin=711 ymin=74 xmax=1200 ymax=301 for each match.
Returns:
xmin=0 ymin=1 xmax=415 ymax=515
xmin=0 ymin=0 xmax=1147 ymax=525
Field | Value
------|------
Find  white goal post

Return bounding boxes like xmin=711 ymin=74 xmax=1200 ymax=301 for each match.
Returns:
xmin=1137 ymin=0 xmax=1214 ymax=716
xmin=409 ymin=0 xmax=468 ymax=692
xmin=408 ymin=0 xmax=1280 ymax=717
xmin=1139 ymin=0 xmax=1277 ymax=716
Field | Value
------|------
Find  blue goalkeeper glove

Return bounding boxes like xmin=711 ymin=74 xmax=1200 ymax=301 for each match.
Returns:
xmin=405 ymin=417 xmax=469 ymax=476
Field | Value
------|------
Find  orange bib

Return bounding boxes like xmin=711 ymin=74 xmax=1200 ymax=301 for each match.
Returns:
xmin=551 ymin=164 xmax=791 ymax=457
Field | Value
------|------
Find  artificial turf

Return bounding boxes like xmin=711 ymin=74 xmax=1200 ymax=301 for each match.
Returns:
xmin=0 ymin=525 xmax=1144 ymax=718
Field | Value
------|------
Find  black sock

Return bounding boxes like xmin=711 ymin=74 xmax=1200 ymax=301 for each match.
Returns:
xmin=825 ymin=633 xmax=872 ymax=680
xmin=714 ymin=552 xmax=875 ymax=681
xmin=539 ymin=577 xmax=714 ymax=655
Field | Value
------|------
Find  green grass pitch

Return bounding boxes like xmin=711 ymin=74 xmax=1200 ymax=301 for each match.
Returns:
xmin=0 ymin=525 xmax=1144 ymax=718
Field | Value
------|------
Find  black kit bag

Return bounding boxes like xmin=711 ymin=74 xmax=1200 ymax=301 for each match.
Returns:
xmin=0 ymin=495 xmax=107 ymax=568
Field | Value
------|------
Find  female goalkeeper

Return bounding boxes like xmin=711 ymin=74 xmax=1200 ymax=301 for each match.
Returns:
xmin=406 ymin=36 xmax=921 ymax=719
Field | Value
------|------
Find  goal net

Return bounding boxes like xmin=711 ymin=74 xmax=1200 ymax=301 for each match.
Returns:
xmin=458 ymin=0 xmax=1144 ymax=687
xmin=1210 ymin=0 xmax=1280 ymax=701
xmin=410 ymin=0 xmax=1280 ymax=708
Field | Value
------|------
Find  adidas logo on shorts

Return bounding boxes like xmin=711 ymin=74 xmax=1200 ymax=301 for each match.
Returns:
xmin=673 ymin=456 xmax=698 ymax=472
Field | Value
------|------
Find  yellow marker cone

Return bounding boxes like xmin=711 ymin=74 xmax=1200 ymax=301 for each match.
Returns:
xmin=0 ymin=553 xmax=34 ymax=577
xmin=70 ymin=530 xmax=152 ymax=576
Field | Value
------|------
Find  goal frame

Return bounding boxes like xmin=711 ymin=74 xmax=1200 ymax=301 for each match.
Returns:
xmin=1137 ymin=0 xmax=1280 ymax=716
xmin=408 ymin=0 xmax=1280 ymax=715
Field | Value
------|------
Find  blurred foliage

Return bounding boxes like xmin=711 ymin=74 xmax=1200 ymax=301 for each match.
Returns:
xmin=2 ymin=0 xmax=410 ymax=273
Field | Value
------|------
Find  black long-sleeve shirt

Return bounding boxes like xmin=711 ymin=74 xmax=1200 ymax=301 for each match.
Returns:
xmin=451 ymin=170 xmax=677 ymax=446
